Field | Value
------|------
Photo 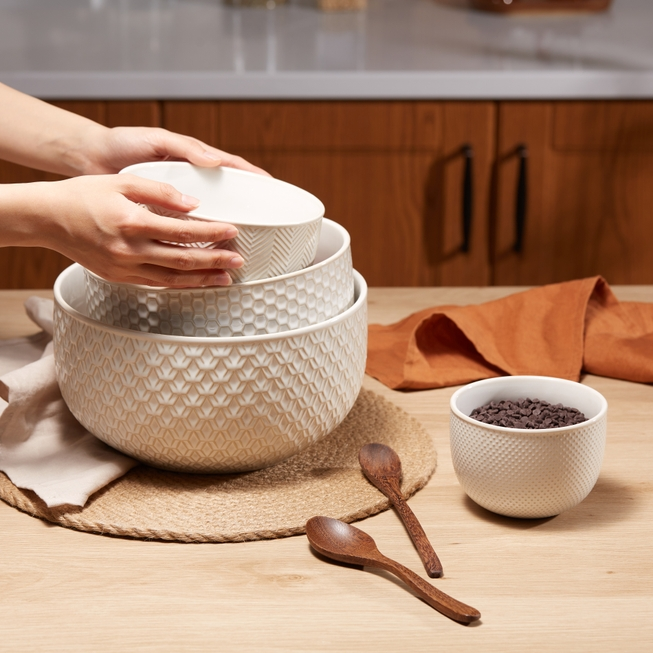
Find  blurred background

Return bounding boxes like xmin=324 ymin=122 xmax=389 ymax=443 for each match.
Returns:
xmin=1 ymin=0 xmax=652 ymax=289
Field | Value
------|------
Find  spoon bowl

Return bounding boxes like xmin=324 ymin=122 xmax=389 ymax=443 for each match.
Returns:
xmin=306 ymin=516 xmax=481 ymax=624
xmin=359 ymin=443 xmax=443 ymax=578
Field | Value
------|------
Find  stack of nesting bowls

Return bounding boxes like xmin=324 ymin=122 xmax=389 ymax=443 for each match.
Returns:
xmin=53 ymin=162 xmax=367 ymax=474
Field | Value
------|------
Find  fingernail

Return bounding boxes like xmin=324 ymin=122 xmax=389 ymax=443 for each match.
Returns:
xmin=229 ymin=255 xmax=244 ymax=268
xmin=203 ymin=150 xmax=221 ymax=162
xmin=224 ymin=227 xmax=238 ymax=238
xmin=181 ymin=194 xmax=200 ymax=208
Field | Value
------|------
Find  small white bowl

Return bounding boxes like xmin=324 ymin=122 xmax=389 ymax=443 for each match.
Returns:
xmin=54 ymin=263 xmax=367 ymax=474
xmin=121 ymin=162 xmax=324 ymax=283
xmin=84 ymin=219 xmax=353 ymax=337
xmin=450 ymin=376 xmax=608 ymax=519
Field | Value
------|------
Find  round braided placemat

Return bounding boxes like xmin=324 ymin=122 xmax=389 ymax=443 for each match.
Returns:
xmin=0 ymin=389 xmax=436 ymax=543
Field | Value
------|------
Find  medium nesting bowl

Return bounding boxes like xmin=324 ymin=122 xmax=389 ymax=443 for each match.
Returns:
xmin=54 ymin=264 xmax=367 ymax=474
xmin=84 ymin=219 xmax=353 ymax=337
xmin=450 ymin=376 xmax=608 ymax=519
xmin=121 ymin=162 xmax=324 ymax=283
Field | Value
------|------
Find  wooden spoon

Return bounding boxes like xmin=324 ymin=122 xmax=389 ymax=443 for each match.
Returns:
xmin=359 ymin=443 xmax=443 ymax=578
xmin=306 ymin=516 xmax=481 ymax=624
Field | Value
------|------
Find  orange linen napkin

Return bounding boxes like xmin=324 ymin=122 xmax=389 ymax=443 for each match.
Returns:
xmin=366 ymin=276 xmax=653 ymax=390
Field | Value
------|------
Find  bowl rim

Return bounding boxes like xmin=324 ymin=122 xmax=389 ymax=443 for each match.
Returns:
xmin=82 ymin=218 xmax=350 ymax=293
xmin=449 ymin=375 xmax=608 ymax=435
xmin=55 ymin=265 xmax=366 ymax=345
xmin=120 ymin=162 xmax=325 ymax=228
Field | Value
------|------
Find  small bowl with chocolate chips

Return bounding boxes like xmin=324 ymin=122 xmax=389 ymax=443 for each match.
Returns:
xmin=449 ymin=376 xmax=607 ymax=519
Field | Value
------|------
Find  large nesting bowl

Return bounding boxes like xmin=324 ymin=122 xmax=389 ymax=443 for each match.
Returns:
xmin=53 ymin=264 xmax=367 ymax=474
xmin=450 ymin=376 xmax=608 ymax=519
xmin=121 ymin=162 xmax=324 ymax=283
xmin=84 ymin=219 xmax=353 ymax=337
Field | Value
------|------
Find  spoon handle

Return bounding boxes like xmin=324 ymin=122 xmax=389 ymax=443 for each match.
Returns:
xmin=376 ymin=555 xmax=481 ymax=624
xmin=391 ymin=496 xmax=443 ymax=578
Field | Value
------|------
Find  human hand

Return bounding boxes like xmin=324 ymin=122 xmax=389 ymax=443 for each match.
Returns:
xmin=79 ymin=125 xmax=270 ymax=177
xmin=19 ymin=174 xmax=245 ymax=287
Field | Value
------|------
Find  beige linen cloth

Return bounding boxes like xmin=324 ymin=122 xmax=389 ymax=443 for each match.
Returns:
xmin=0 ymin=297 xmax=138 ymax=508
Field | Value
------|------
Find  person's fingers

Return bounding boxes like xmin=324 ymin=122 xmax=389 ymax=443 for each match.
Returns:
xmin=147 ymin=130 xmax=224 ymax=168
xmin=117 ymin=266 xmax=234 ymax=289
xmin=121 ymin=203 xmax=241 ymax=248
xmin=117 ymin=174 xmax=201 ymax=212
xmin=147 ymin=129 xmax=272 ymax=177
xmin=135 ymin=238 xmax=245 ymax=272
xmin=214 ymin=151 xmax=272 ymax=177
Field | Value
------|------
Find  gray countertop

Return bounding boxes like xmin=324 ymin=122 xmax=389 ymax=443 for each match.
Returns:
xmin=1 ymin=0 xmax=653 ymax=100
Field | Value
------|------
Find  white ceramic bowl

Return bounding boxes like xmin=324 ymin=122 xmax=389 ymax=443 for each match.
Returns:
xmin=83 ymin=219 xmax=353 ymax=337
xmin=121 ymin=162 xmax=324 ymax=283
xmin=450 ymin=376 xmax=608 ymax=519
xmin=54 ymin=264 xmax=367 ymax=474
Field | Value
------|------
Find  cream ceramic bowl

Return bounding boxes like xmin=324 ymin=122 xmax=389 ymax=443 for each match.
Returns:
xmin=84 ymin=219 xmax=353 ymax=337
xmin=121 ymin=162 xmax=324 ymax=283
xmin=450 ymin=376 xmax=608 ymax=519
xmin=54 ymin=264 xmax=367 ymax=474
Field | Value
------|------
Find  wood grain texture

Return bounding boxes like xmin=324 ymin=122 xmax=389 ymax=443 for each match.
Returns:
xmin=216 ymin=101 xmax=443 ymax=151
xmin=359 ymin=443 xmax=443 ymax=578
xmin=553 ymin=101 xmax=653 ymax=151
xmin=4 ymin=99 xmax=653 ymax=289
xmin=493 ymin=101 xmax=653 ymax=285
xmin=305 ymin=517 xmax=478 ymax=623
xmin=163 ymin=101 xmax=219 ymax=145
xmin=104 ymin=101 xmax=161 ymax=128
xmin=1 ymin=286 xmax=653 ymax=651
xmin=472 ymin=0 xmax=612 ymax=12
xmin=164 ymin=100 xmax=493 ymax=286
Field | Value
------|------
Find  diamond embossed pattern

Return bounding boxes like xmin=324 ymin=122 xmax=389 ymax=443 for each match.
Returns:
xmin=450 ymin=413 xmax=607 ymax=518
xmin=85 ymin=247 xmax=353 ymax=337
xmin=54 ymin=269 xmax=368 ymax=474
xmin=0 ymin=389 xmax=435 ymax=543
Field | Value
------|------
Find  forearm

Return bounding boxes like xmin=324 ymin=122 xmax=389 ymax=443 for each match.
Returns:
xmin=0 ymin=175 xmax=244 ymax=288
xmin=0 ymin=82 xmax=108 ymax=177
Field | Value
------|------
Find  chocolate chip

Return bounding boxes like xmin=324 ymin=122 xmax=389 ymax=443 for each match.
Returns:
xmin=469 ymin=397 xmax=588 ymax=429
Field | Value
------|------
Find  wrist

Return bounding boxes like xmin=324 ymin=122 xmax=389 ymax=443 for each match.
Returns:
xmin=0 ymin=182 xmax=60 ymax=248
xmin=59 ymin=122 xmax=112 ymax=176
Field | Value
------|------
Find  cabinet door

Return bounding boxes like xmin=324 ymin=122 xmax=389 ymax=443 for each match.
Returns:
xmin=0 ymin=101 xmax=161 ymax=289
xmin=164 ymin=101 xmax=495 ymax=287
xmin=494 ymin=101 xmax=653 ymax=285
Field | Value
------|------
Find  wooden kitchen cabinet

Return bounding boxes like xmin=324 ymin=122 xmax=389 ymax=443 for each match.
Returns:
xmin=494 ymin=101 xmax=653 ymax=285
xmin=163 ymin=101 xmax=495 ymax=287
xmin=0 ymin=101 xmax=160 ymax=289
xmin=2 ymin=99 xmax=653 ymax=289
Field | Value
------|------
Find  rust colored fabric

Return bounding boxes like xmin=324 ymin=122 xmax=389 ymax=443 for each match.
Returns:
xmin=366 ymin=277 xmax=653 ymax=390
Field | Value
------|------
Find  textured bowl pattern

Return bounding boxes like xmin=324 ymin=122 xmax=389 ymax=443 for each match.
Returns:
xmin=84 ymin=220 xmax=353 ymax=337
xmin=450 ymin=414 xmax=606 ymax=518
xmin=147 ymin=205 xmax=322 ymax=283
xmin=449 ymin=376 xmax=607 ymax=519
xmin=54 ymin=265 xmax=367 ymax=474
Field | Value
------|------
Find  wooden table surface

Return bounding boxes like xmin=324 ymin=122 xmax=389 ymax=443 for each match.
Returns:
xmin=1 ymin=286 xmax=652 ymax=652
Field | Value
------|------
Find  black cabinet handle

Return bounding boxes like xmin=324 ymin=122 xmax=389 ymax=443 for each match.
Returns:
xmin=461 ymin=144 xmax=474 ymax=253
xmin=514 ymin=144 xmax=528 ymax=253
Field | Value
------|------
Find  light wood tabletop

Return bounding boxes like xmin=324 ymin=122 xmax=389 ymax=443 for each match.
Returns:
xmin=1 ymin=286 xmax=652 ymax=652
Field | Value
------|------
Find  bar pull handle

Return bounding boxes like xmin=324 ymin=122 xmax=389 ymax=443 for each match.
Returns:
xmin=514 ymin=144 xmax=528 ymax=253
xmin=461 ymin=144 xmax=474 ymax=253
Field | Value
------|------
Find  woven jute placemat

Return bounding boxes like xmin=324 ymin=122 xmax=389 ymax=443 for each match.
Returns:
xmin=0 ymin=389 xmax=436 ymax=543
